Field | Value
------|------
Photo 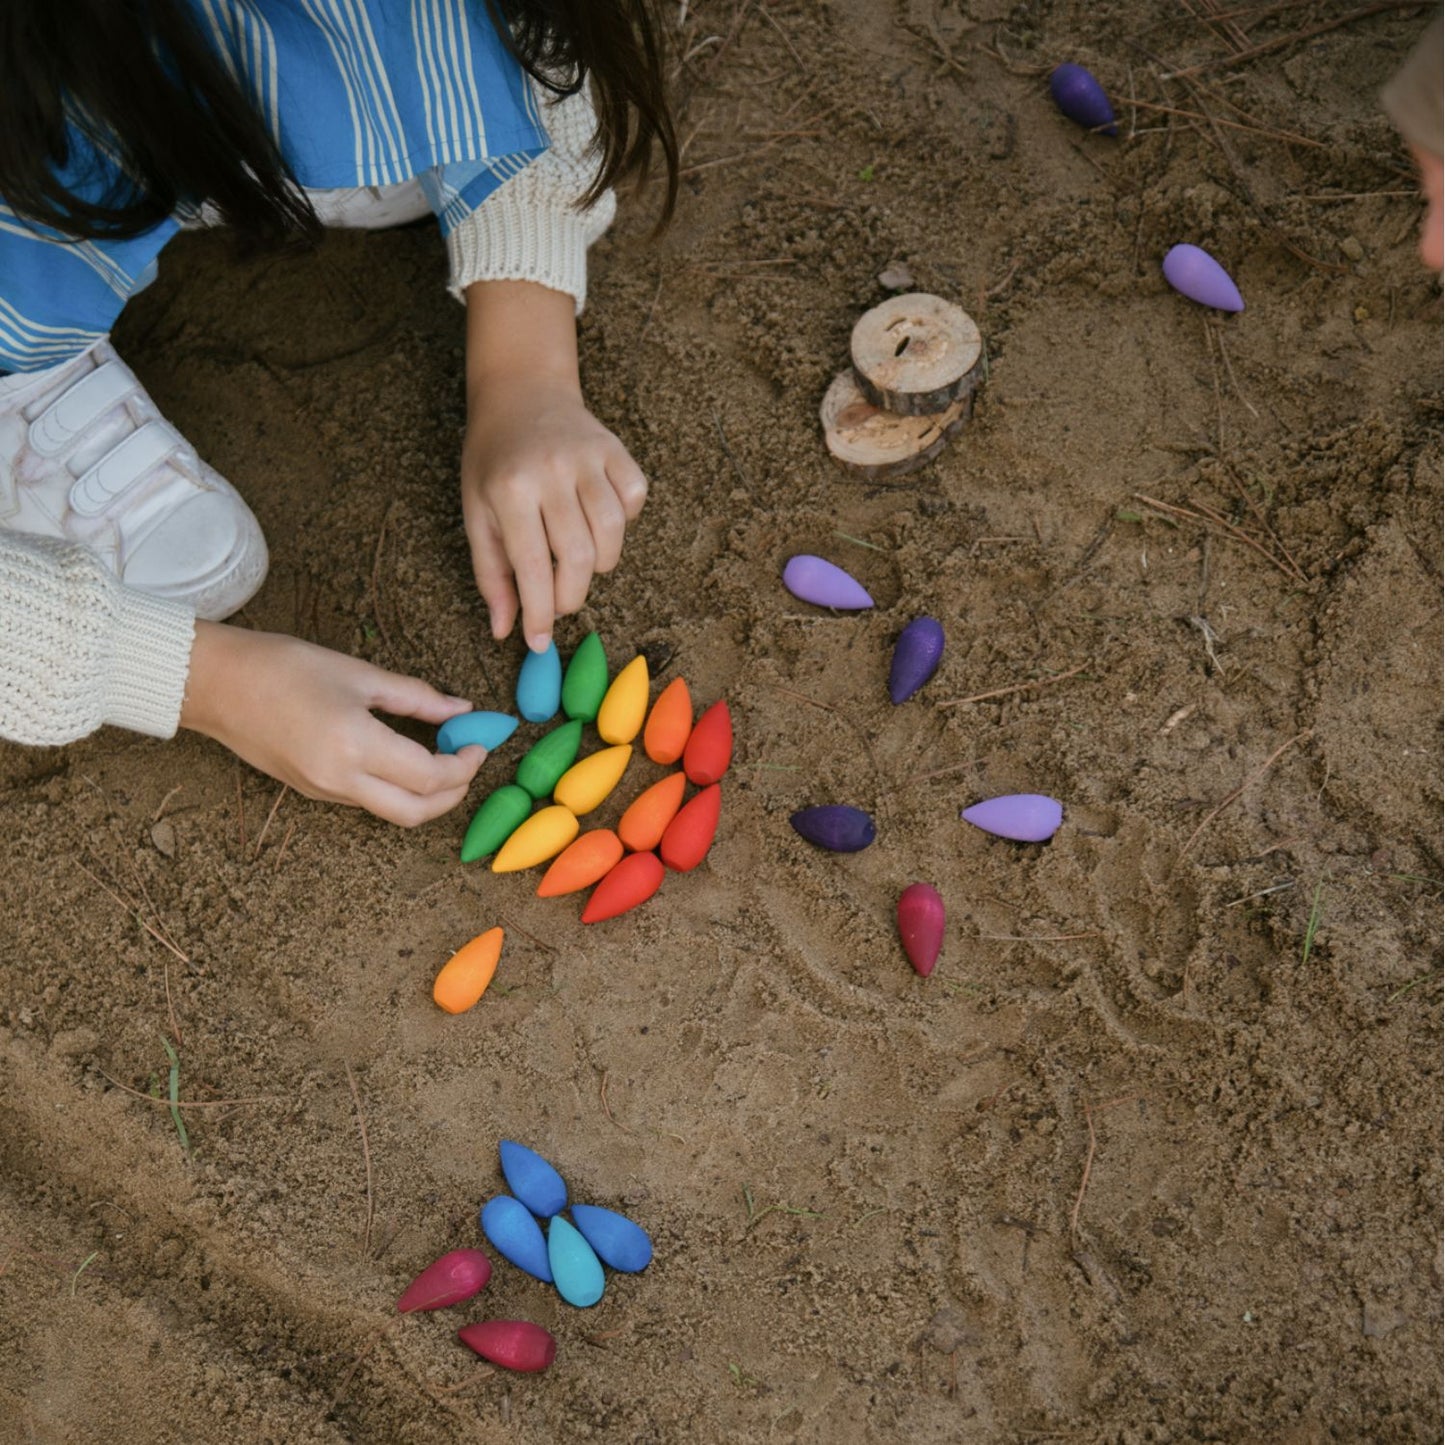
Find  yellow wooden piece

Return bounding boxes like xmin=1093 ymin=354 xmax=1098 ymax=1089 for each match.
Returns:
xmin=432 ymin=926 xmax=504 ymax=1014
xmin=596 ymin=655 xmax=650 ymax=745
xmin=553 ymin=745 xmax=633 ymax=816
xmin=492 ymin=805 xmax=580 ymax=873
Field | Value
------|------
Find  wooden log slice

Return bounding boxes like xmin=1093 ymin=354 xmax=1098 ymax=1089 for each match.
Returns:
xmin=819 ymin=369 xmax=968 ymax=480
xmin=850 ymin=293 xmax=983 ymax=416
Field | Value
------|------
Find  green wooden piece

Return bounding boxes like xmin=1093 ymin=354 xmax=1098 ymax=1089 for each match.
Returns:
xmin=515 ymin=719 xmax=584 ymax=800
xmin=460 ymin=784 xmax=533 ymax=863
xmin=562 ymin=633 xmax=608 ymax=722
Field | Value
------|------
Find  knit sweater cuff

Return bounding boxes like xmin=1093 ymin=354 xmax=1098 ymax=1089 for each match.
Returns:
xmin=99 ymin=587 xmax=196 ymax=738
xmin=446 ymin=191 xmax=613 ymax=314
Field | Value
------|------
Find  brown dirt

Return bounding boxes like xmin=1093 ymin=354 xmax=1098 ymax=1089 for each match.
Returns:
xmin=2 ymin=2 xmax=1441 ymax=1441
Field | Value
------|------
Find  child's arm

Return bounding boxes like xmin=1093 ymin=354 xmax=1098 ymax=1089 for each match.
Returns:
xmin=447 ymin=81 xmax=645 ymax=652
xmin=0 ymin=530 xmax=484 ymax=827
xmin=460 ymin=277 xmax=645 ymax=653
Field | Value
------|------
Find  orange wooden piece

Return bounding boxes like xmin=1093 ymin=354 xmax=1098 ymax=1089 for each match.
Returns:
xmin=643 ymin=677 xmax=693 ymax=764
xmin=682 ymin=699 xmax=733 ymax=785
xmin=537 ymin=829 xmax=624 ymax=898
xmin=659 ymin=783 xmax=721 ymax=872
xmin=432 ymin=926 xmax=504 ymax=1014
xmin=617 ymin=772 xmax=686 ymax=852
xmin=581 ymin=851 xmax=665 ymax=924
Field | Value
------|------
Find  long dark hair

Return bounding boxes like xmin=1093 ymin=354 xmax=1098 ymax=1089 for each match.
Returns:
xmin=0 ymin=0 xmax=676 ymax=245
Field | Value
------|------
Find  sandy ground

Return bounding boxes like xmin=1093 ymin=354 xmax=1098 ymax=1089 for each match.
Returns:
xmin=2 ymin=2 xmax=1442 ymax=1441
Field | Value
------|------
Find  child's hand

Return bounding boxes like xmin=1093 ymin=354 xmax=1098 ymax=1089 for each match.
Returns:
xmin=461 ymin=375 xmax=646 ymax=651
xmin=180 ymin=623 xmax=485 ymax=826
xmin=461 ymin=278 xmax=647 ymax=652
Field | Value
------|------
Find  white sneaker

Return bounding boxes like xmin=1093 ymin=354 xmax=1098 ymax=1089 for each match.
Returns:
xmin=0 ymin=338 xmax=268 ymax=620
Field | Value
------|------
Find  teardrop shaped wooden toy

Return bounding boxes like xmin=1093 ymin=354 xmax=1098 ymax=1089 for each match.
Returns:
xmin=896 ymin=883 xmax=945 ymax=977
xmin=460 ymin=784 xmax=533 ymax=863
xmin=889 ymin=617 xmax=945 ymax=704
xmin=659 ymin=783 xmax=721 ymax=872
xmin=569 ymin=1203 xmax=653 ymax=1273
xmin=515 ymin=719 xmax=584 ymax=800
xmin=432 ymin=925 xmax=504 ymax=1014
xmin=436 ymin=710 xmax=518 ymax=755
xmin=617 ymin=772 xmax=687 ymax=852
xmin=1049 ymin=62 xmax=1117 ymax=135
xmin=643 ymin=676 xmax=693 ymax=764
xmin=851 ymin=293 xmax=984 ymax=416
xmin=782 ymin=554 xmax=874 ymax=610
xmin=547 ymin=1215 xmax=605 ymax=1308
xmin=396 ymin=1248 xmax=492 ymax=1312
xmin=457 ymin=1320 xmax=556 ymax=1373
xmin=1161 ymin=243 xmax=1245 ymax=312
xmin=499 ymin=1140 xmax=568 ymax=1217
xmin=596 ymin=655 xmax=650 ymax=744
xmin=960 ymin=794 xmax=1064 ymax=843
xmin=537 ymin=829 xmax=625 ymax=897
xmin=820 ymin=368 xmax=969 ymax=480
xmin=790 ymin=804 xmax=876 ymax=852
xmin=492 ymin=805 xmax=579 ymax=873
xmin=582 ymin=850 xmax=665 ymax=923
xmin=480 ymin=1195 xmax=553 ymax=1280
xmin=683 ymin=700 xmax=733 ymax=785
xmin=515 ymin=641 xmax=562 ymax=724
xmin=561 ymin=632 xmax=608 ymax=722
xmin=554 ymin=745 xmax=633 ymax=815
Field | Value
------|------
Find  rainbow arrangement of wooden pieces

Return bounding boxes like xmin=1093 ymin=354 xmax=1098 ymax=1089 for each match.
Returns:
xmin=781 ymin=552 xmax=1066 ymax=981
xmin=432 ymin=634 xmax=730 ymax=1014
xmin=394 ymin=1139 xmax=652 ymax=1375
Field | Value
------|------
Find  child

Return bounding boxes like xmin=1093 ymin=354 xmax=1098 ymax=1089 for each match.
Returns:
xmin=1381 ymin=16 xmax=1443 ymax=272
xmin=0 ymin=0 xmax=675 ymax=826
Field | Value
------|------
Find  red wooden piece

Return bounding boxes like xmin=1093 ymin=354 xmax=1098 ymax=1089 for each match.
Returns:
xmin=682 ymin=700 xmax=732 ymax=785
xmin=396 ymin=1249 xmax=492 ymax=1313
xmin=581 ymin=851 xmax=665 ymax=923
xmin=896 ymin=882 xmax=945 ymax=977
xmin=659 ymin=784 xmax=721 ymax=872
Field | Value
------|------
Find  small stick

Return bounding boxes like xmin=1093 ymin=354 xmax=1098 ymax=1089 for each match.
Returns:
xmin=1179 ymin=730 xmax=1311 ymax=858
xmin=753 ymin=0 xmax=808 ymax=72
xmin=937 ymin=662 xmax=1088 ymax=709
xmin=235 ymin=768 xmax=247 ymax=855
xmin=1163 ymin=1 xmax=1429 ymax=80
xmin=1220 ymin=462 xmax=1305 ymax=580
xmin=1070 ymin=1099 xmax=1097 ymax=1239
xmin=369 ymin=502 xmax=397 ymax=654
xmin=1212 ymin=326 xmax=1262 ymax=420
xmin=152 ymin=785 xmax=183 ymax=823
xmin=975 ymin=931 xmax=1103 ymax=943
xmin=95 ymin=1069 xmax=281 ymax=1109
xmin=344 ymin=1062 xmax=376 ymax=1258
xmin=1224 ymin=879 xmax=1296 ymax=907
xmin=1133 ymin=494 xmax=1298 ymax=580
xmin=76 ymin=862 xmax=190 ymax=966
xmin=253 ymin=785 xmax=290 ymax=859
xmin=274 ymin=820 xmax=297 ymax=870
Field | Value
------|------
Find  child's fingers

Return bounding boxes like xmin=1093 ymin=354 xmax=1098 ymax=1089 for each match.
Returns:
xmin=365 ymin=669 xmax=476 ymax=726
xmin=354 ymin=772 xmax=476 ymax=828
xmin=544 ymin=495 xmax=598 ymax=618
xmin=499 ymin=508 xmax=557 ymax=652
xmin=466 ymin=508 xmax=519 ymax=640
xmin=579 ymin=470 xmax=626 ymax=574
xmin=607 ymin=451 xmax=649 ymax=521
xmin=363 ymin=721 xmax=484 ymax=798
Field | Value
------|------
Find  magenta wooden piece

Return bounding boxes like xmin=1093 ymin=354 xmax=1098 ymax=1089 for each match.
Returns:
xmin=897 ymin=882 xmax=945 ymax=977
xmin=457 ymin=1319 xmax=557 ymax=1373
xmin=1161 ymin=244 xmax=1244 ymax=312
xmin=888 ymin=617 xmax=945 ymax=703
xmin=396 ymin=1249 xmax=492 ymax=1313
xmin=961 ymin=794 xmax=1063 ymax=843
xmin=782 ymin=555 xmax=874 ymax=610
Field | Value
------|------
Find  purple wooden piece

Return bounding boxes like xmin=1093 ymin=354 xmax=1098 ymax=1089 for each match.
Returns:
xmin=782 ymin=555 xmax=875 ymax=610
xmin=1161 ymin=244 xmax=1244 ymax=312
xmin=888 ymin=617 xmax=945 ymax=703
xmin=790 ymin=805 xmax=876 ymax=852
xmin=960 ymin=794 xmax=1063 ymax=843
xmin=1049 ymin=64 xmax=1117 ymax=136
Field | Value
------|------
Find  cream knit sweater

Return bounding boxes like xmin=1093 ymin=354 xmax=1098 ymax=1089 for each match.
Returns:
xmin=0 ymin=83 xmax=614 ymax=748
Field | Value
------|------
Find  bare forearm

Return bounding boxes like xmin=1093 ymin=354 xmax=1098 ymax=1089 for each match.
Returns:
xmin=464 ymin=279 xmax=580 ymax=401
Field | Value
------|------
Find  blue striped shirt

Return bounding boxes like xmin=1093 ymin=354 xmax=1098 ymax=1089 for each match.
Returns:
xmin=0 ymin=0 xmax=549 ymax=372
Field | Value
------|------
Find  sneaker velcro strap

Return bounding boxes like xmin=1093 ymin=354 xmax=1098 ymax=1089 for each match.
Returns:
xmin=69 ymin=420 xmax=185 ymax=516
xmin=30 ymin=360 xmax=141 ymax=457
